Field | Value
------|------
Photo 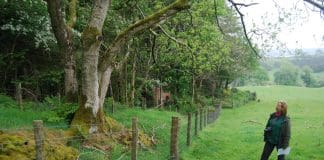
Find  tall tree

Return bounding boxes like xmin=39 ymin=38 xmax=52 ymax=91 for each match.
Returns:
xmin=46 ymin=0 xmax=78 ymax=102
xmin=45 ymin=0 xmax=190 ymax=134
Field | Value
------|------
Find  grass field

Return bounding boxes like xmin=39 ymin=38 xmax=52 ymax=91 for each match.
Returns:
xmin=1 ymin=86 xmax=323 ymax=159
xmin=182 ymin=86 xmax=324 ymax=160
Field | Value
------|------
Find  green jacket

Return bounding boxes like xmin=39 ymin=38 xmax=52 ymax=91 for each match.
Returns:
xmin=264 ymin=113 xmax=291 ymax=148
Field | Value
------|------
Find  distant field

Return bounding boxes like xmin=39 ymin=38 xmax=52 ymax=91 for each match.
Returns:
xmin=182 ymin=86 xmax=324 ymax=160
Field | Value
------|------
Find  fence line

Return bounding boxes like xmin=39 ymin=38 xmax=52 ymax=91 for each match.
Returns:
xmin=0 ymin=103 xmax=223 ymax=160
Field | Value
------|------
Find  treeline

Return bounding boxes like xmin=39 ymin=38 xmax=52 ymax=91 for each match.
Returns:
xmin=0 ymin=0 xmax=258 ymax=113
xmin=238 ymin=53 xmax=324 ymax=87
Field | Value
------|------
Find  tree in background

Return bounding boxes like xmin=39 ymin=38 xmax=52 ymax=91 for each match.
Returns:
xmin=301 ymin=66 xmax=317 ymax=87
xmin=0 ymin=0 xmax=60 ymax=98
xmin=238 ymin=66 xmax=270 ymax=86
xmin=274 ymin=61 xmax=300 ymax=86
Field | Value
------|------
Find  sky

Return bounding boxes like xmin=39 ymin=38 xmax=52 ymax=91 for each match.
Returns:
xmin=235 ymin=0 xmax=324 ymax=51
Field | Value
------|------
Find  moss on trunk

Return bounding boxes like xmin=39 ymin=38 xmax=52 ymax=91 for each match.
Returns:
xmin=70 ymin=95 xmax=107 ymax=135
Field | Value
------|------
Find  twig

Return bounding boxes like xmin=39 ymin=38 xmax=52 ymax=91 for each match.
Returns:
xmin=228 ymin=0 xmax=261 ymax=58
xmin=83 ymin=144 xmax=108 ymax=155
xmin=116 ymin=152 xmax=127 ymax=160
xmin=233 ymin=2 xmax=258 ymax=7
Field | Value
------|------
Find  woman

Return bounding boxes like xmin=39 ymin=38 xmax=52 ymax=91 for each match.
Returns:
xmin=261 ymin=101 xmax=291 ymax=160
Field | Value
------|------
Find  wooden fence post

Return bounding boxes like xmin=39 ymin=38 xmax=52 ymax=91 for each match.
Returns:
xmin=194 ymin=111 xmax=198 ymax=136
xmin=16 ymin=82 xmax=22 ymax=110
xmin=131 ymin=117 xmax=138 ymax=160
xmin=187 ymin=113 xmax=192 ymax=146
xmin=203 ymin=109 xmax=207 ymax=127
xmin=33 ymin=120 xmax=44 ymax=160
xmin=170 ymin=117 xmax=180 ymax=160
xmin=199 ymin=109 xmax=203 ymax=130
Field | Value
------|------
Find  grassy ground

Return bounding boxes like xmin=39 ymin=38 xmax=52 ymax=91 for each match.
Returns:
xmin=182 ymin=85 xmax=324 ymax=160
xmin=0 ymin=95 xmax=192 ymax=160
xmin=108 ymin=107 xmax=190 ymax=160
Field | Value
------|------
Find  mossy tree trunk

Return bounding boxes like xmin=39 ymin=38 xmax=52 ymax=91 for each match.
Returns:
xmin=70 ymin=0 xmax=190 ymax=134
xmin=70 ymin=0 xmax=111 ymax=134
xmin=46 ymin=0 xmax=78 ymax=102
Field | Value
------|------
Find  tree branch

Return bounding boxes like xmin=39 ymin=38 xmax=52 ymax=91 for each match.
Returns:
xmin=46 ymin=0 xmax=71 ymax=48
xmin=158 ymin=26 xmax=188 ymax=46
xmin=228 ymin=0 xmax=260 ymax=58
xmin=99 ymin=0 xmax=190 ymax=71
xmin=304 ymin=0 xmax=324 ymax=12
xmin=232 ymin=2 xmax=258 ymax=7
xmin=214 ymin=0 xmax=225 ymax=35
xmin=136 ymin=4 xmax=188 ymax=47
xmin=67 ymin=0 xmax=77 ymax=28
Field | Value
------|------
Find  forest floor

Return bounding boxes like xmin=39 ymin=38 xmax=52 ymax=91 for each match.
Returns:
xmin=181 ymin=85 xmax=324 ymax=160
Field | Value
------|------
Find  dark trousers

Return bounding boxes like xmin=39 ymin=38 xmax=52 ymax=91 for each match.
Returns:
xmin=261 ymin=142 xmax=285 ymax=160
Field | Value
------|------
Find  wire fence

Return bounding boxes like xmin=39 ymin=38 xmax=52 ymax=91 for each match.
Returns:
xmin=0 ymin=104 xmax=222 ymax=160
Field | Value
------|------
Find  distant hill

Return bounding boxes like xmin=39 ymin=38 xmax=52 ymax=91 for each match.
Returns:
xmin=263 ymin=48 xmax=324 ymax=57
xmin=289 ymin=55 xmax=324 ymax=72
xmin=261 ymin=54 xmax=324 ymax=73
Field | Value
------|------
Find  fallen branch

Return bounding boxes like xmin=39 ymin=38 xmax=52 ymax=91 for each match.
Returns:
xmin=242 ymin=120 xmax=263 ymax=125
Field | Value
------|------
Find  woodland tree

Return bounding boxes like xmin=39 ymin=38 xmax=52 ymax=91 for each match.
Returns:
xmin=45 ymin=0 xmax=191 ymax=134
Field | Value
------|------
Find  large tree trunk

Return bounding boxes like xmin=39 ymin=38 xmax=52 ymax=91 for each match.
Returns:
xmin=71 ymin=0 xmax=110 ymax=134
xmin=64 ymin=46 xmax=78 ymax=102
xmin=46 ymin=0 xmax=78 ymax=102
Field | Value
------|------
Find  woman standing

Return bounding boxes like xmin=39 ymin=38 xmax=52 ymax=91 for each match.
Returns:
xmin=261 ymin=101 xmax=291 ymax=160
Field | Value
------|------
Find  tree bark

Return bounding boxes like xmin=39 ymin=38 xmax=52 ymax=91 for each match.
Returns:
xmin=71 ymin=0 xmax=110 ymax=134
xmin=46 ymin=0 xmax=78 ymax=102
